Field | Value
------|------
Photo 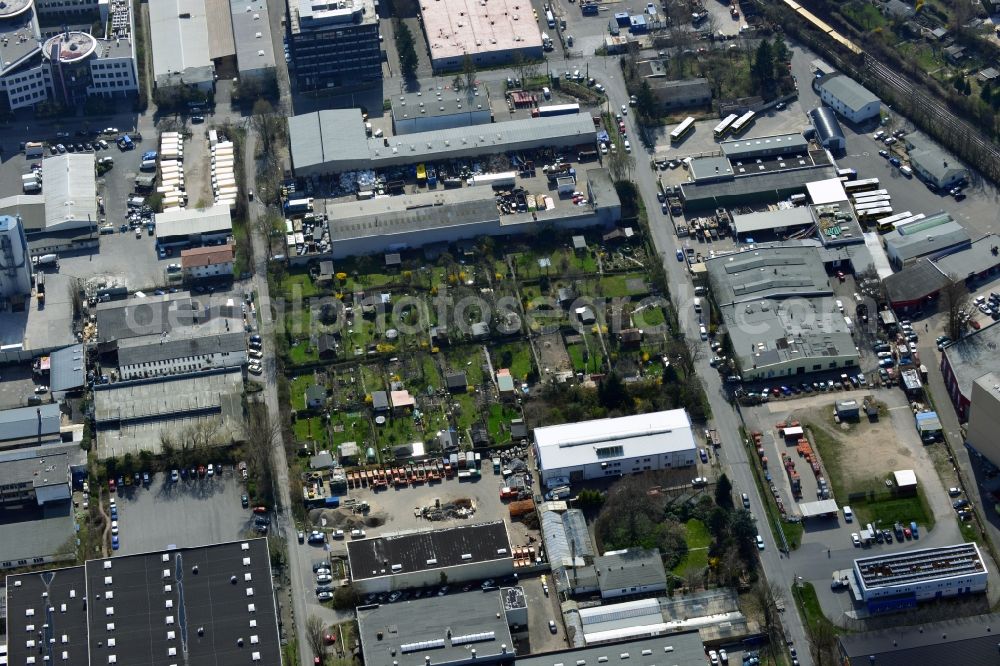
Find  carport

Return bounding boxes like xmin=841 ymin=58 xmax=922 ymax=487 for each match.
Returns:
xmin=798 ymin=499 xmax=839 ymax=519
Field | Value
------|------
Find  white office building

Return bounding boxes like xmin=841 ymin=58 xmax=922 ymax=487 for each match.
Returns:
xmin=816 ymin=74 xmax=881 ymax=124
xmin=533 ymin=410 xmax=697 ymax=485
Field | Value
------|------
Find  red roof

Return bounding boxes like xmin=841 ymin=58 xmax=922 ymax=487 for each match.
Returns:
xmin=180 ymin=243 xmax=234 ymax=268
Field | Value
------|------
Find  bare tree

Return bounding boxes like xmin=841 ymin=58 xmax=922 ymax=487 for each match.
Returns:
xmin=939 ymin=273 xmax=970 ymax=341
xmin=808 ymin=618 xmax=838 ymax=666
xmin=607 ymin=147 xmax=636 ymax=183
xmin=462 ymin=54 xmax=477 ymax=92
xmin=511 ymin=53 xmax=541 ymax=86
xmin=242 ymin=402 xmax=280 ymax=506
xmin=305 ymin=615 xmax=327 ymax=659
xmin=746 ymin=581 xmax=785 ymax=645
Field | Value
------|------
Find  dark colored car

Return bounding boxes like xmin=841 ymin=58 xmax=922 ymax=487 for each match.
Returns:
xmin=241 ymin=494 xmax=249 ymax=508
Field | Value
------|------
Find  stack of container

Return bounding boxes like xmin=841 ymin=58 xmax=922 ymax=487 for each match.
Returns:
xmin=158 ymin=131 xmax=186 ymax=211
xmin=211 ymin=137 xmax=236 ymax=208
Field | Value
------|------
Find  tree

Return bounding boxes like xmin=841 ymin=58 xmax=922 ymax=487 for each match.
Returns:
xmin=511 ymin=53 xmax=540 ymax=86
xmin=748 ymin=581 xmax=785 ymax=645
xmin=331 ymin=585 xmax=361 ymax=610
xmin=462 ymin=53 xmax=477 ymax=92
xmin=305 ymin=615 xmax=326 ymax=658
xmin=396 ymin=23 xmax=418 ymax=78
xmin=714 ymin=473 xmax=733 ymax=510
xmin=751 ymin=40 xmax=775 ymax=98
xmin=598 ymin=373 xmax=629 ymax=411
xmin=808 ymin=615 xmax=839 ymax=666
xmin=939 ymin=273 xmax=970 ymax=341
xmin=636 ymin=80 xmax=658 ymax=121
xmin=771 ymin=33 xmax=789 ymax=65
xmin=242 ymin=403 xmax=281 ymax=507
xmin=607 ymin=146 xmax=636 ymax=183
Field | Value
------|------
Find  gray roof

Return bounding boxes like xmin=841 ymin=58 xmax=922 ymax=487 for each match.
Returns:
xmin=720 ymin=133 xmax=809 ymax=161
xmin=116 ymin=331 xmax=247 ymax=366
xmin=358 ymin=591 xmax=514 ymax=666
xmin=594 ymin=548 xmax=667 ymax=593
xmin=2 ymin=560 xmax=87 ymax=663
xmin=838 ymin=612 xmax=1000 ymax=666
xmin=310 ymin=451 xmax=335 ymax=469
xmin=905 ymin=134 xmax=968 ymax=184
xmin=943 ymin=322 xmax=1000 ymax=401
xmin=49 ymin=344 xmax=85 ymax=393
xmin=0 ymin=403 xmax=61 ymax=443
xmin=517 ymin=632 xmax=706 ymax=666
xmin=731 ymin=206 xmax=813 ymax=235
xmin=884 ymin=258 xmax=950 ymax=305
xmin=95 ymin=293 xmax=240 ymax=343
xmin=329 ymin=193 xmax=499 ymax=241
xmin=809 ymin=106 xmax=845 ymax=144
xmin=933 ymin=234 xmax=1000 ymax=279
xmin=688 ymin=156 xmax=733 ymax=181
xmin=0 ymin=451 xmax=69 ymax=494
xmin=372 ymin=390 xmax=389 ymax=409
xmin=680 ymin=165 xmax=835 ymax=210
xmin=706 ymin=245 xmax=832 ymax=305
xmin=148 ymin=0 xmax=214 ymax=85
xmin=43 ymin=154 xmax=98 ymax=231
xmin=348 ymin=521 xmax=511 ymax=581
xmin=391 ymin=89 xmax=491 ymax=122
xmin=93 ymin=368 xmax=243 ymax=424
xmin=230 ymin=0 xmax=276 ymax=74
xmin=884 ymin=221 xmax=970 ymax=263
xmin=818 ymin=74 xmax=880 ymax=112
xmin=291 ymin=111 xmax=597 ymax=173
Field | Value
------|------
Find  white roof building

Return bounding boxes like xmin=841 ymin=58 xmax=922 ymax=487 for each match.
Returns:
xmin=43 ymin=154 xmax=98 ymax=232
xmin=533 ymin=410 xmax=697 ymax=484
xmin=148 ymin=0 xmax=215 ymax=90
xmin=155 ymin=204 xmax=233 ymax=244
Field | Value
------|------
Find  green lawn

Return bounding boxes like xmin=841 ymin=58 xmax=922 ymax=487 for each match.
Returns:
xmin=792 ymin=582 xmax=838 ymax=638
xmin=444 ymin=347 xmax=485 ymax=386
xmin=487 ymin=403 xmax=522 ymax=442
xmin=288 ymin=341 xmax=318 ymax=365
xmin=672 ymin=519 xmax=711 ymax=577
xmin=293 ymin=416 xmax=329 ymax=446
xmin=841 ymin=0 xmax=886 ymax=31
xmin=492 ymin=342 xmax=534 ymax=381
xmin=289 ymin=375 xmax=314 ymax=411
xmin=852 ymin=492 xmax=934 ymax=532
xmin=281 ymin=271 xmax=320 ymax=299
xmin=329 ymin=412 xmax=371 ymax=448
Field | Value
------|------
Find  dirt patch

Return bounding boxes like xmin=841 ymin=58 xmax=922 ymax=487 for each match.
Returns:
xmin=795 ymin=406 xmax=906 ymax=495
xmin=309 ymin=507 xmax=388 ymax=529
xmin=535 ymin=333 xmax=572 ymax=380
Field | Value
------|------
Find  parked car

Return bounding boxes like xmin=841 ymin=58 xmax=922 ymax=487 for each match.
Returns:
xmin=307 ymin=531 xmax=326 ymax=544
xmin=691 ymin=477 xmax=708 ymax=487
xmin=948 ymin=487 xmax=963 ymax=496
xmin=548 ymin=620 xmax=558 ymax=634
xmin=755 ymin=535 xmax=765 ymax=550
xmin=742 ymin=493 xmax=750 ymax=508
xmin=851 ymin=532 xmax=861 ymax=547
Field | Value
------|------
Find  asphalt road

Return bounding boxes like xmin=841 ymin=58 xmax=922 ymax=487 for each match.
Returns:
xmin=608 ymin=61 xmax=814 ymax=664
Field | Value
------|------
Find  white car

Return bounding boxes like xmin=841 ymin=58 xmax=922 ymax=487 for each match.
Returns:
xmin=851 ymin=532 xmax=861 ymax=547
xmin=111 ymin=520 xmax=119 ymax=535
xmin=623 ymin=139 xmax=631 ymax=153
xmin=621 ymin=104 xmax=628 ymax=115
xmin=248 ymin=364 xmax=263 ymax=375
xmin=908 ymin=341 xmax=918 ymax=354
xmin=600 ymin=142 xmax=608 ymax=155
xmin=755 ymin=535 xmax=764 ymax=550
xmin=709 ymin=650 xmax=719 ymax=665
xmin=315 ymin=574 xmax=332 ymax=584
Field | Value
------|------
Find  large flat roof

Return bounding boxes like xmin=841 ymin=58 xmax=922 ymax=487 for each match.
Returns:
xmin=95 ymin=293 xmax=202 ymax=342
xmin=148 ymin=0 xmax=214 ymax=84
xmin=680 ymin=165 xmax=836 ymax=209
xmin=50 ymin=343 xmax=85 ymax=394
xmin=720 ymin=133 xmax=809 ymax=161
xmin=805 ymin=177 xmax=848 ymax=205
xmin=932 ymin=233 xmax=1000 ymax=279
xmin=358 ymin=591 xmax=514 ymax=666
xmin=0 ymin=402 xmax=61 ymax=443
xmin=43 ymin=154 xmax=97 ymax=231
xmin=706 ymin=244 xmax=833 ymax=305
xmin=534 ymin=410 xmax=696 ymax=472
xmin=594 ymin=548 xmax=666 ymax=594
xmin=5 ymin=538 xmax=282 ymax=666
xmin=517 ymin=632 xmax=706 ymax=666
xmin=155 ymin=204 xmax=233 ymax=239
xmin=347 ymin=521 xmax=511 ymax=581
xmin=943 ymin=322 xmax=1000 ymax=400
xmin=732 ymin=206 xmax=813 ymax=235
xmin=290 ymin=110 xmax=597 ymax=173
xmin=116 ymin=330 xmax=246 ymax=366
xmin=230 ymin=0 xmax=276 ymax=73
xmin=838 ymin=612 xmax=1000 ymax=666
xmin=883 ymin=257 xmax=949 ymax=305
xmin=854 ymin=542 xmax=985 ymax=591
xmin=421 ymin=0 xmax=542 ymax=63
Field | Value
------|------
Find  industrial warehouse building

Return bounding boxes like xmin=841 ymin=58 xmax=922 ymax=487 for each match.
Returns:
xmin=594 ymin=548 xmax=667 ymax=599
xmin=358 ymin=591 xmax=517 ymax=666
xmin=148 ymin=0 xmax=216 ymax=91
xmin=940 ymin=322 xmax=1000 ymax=421
xmin=155 ymin=203 xmax=233 ymax=247
xmin=533 ymin=409 xmax=697 ymax=485
xmin=967 ymin=372 xmax=1000 ymax=467
xmin=347 ymin=521 xmax=513 ymax=593
xmin=4 ymin=538 xmax=282 ymax=665
xmin=809 ymin=106 xmax=845 ymax=152
xmin=904 ymin=134 xmax=968 ymax=190
xmin=391 ymin=89 xmax=493 ymax=135
xmin=320 ymin=169 xmax=620 ymax=259
xmin=852 ymin=543 xmax=988 ymax=613
xmin=815 ymin=74 xmax=881 ymax=123
xmin=883 ymin=220 xmax=971 ymax=269
xmin=706 ymin=245 xmax=860 ymax=381
xmin=420 ymin=0 xmax=543 ymax=71
xmin=289 ymin=109 xmax=597 ymax=176
xmin=838 ymin=613 xmax=1000 ymax=665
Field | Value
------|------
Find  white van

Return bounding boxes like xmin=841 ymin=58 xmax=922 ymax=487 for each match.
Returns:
xmin=693 ymin=297 xmax=702 ymax=313
xmin=842 ymin=505 xmax=853 ymax=522
xmin=699 ymin=324 xmax=708 ymax=340
xmin=899 ymin=165 xmax=913 ymax=178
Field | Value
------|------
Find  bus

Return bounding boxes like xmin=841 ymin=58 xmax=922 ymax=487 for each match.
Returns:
xmin=713 ymin=113 xmax=739 ymax=139
xmin=730 ymin=110 xmax=756 ymax=136
xmin=874 ymin=211 xmax=913 ymax=232
xmin=851 ymin=189 xmax=888 ymax=200
xmin=857 ymin=206 xmax=894 ymax=222
xmin=843 ymin=178 xmax=880 ymax=194
xmin=853 ymin=195 xmax=891 ymax=206
xmin=836 ymin=167 xmax=858 ymax=181
xmin=855 ymin=201 xmax=893 ymax=213
xmin=670 ymin=116 xmax=696 ymax=143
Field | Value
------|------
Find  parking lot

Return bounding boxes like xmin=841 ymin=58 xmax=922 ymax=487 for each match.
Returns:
xmin=112 ymin=469 xmax=254 ymax=556
xmin=0 ymin=363 xmax=41 ymax=409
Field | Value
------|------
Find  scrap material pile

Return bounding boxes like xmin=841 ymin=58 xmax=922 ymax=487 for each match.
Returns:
xmin=420 ymin=497 xmax=476 ymax=521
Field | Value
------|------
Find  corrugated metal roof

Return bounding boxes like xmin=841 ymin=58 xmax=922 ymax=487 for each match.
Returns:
xmin=206 ymin=0 xmax=235 ymax=59
xmin=49 ymin=343 xmax=85 ymax=393
xmin=230 ymin=0 xmax=276 ymax=74
xmin=43 ymin=154 xmax=98 ymax=231
xmin=819 ymin=74 xmax=880 ymax=112
xmin=148 ymin=0 xmax=213 ymax=82
xmin=0 ymin=403 xmax=61 ymax=442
